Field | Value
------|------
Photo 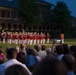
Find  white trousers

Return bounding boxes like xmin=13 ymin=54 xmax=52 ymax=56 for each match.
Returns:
xmin=43 ymin=39 xmax=45 ymax=44
xmin=15 ymin=39 xmax=18 ymax=44
xmin=7 ymin=39 xmax=9 ymax=43
xmin=3 ymin=39 xmax=5 ymax=44
xmin=61 ymin=39 xmax=64 ymax=44
xmin=37 ymin=39 xmax=39 ymax=44
xmin=30 ymin=40 xmax=33 ymax=45
xmin=34 ymin=39 xmax=36 ymax=45
xmin=23 ymin=40 xmax=27 ymax=44
xmin=47 ymin=39 xmax=50 ymax=44
xmin=9 ymin=39 xmax=12 ymax=44
xmin=28 ymin=39 xmax=30 ymax=44
xmin=40 ymin=40 xmax=42 ymax=44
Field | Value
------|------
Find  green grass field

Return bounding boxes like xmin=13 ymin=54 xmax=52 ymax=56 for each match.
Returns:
xmin=0 ymin=39 xmax=76 ymax=53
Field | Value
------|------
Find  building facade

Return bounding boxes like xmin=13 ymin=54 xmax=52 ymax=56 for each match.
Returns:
xmin=0 ymin=0 xmax=24 ymax=32
xmin=0 ymin=0 xmax=54 ymax=32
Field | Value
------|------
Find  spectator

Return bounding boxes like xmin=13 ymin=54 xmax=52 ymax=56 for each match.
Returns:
xmin=26 ymin=48 xmax=38 ymax=72
xmin=33 ymin=56 xmax=67 ymax=75
xmin=33 ymin=49 xmax=41 ymax=61
xmin=37 ymin=44 xmax=41 ymax=52
xmin=56 ymin=45 xmax=64 ymax=60
xmin=0 ymin=48 xmax=32 ymax=75
xmin=5 ymin=64 xmax=29 ymax=75
xmin=70 ymin=45 xmax=76 ymax=74
xmin=46 ymin=48 xmax=56 ymax=58
xmin=20 ymin=43 xmax=27 ymax=55
xmin=34 ymin=45 xmax=39 ymax=52
xmin=62 ymin=54 xmax=75 ymax=75
xmin=16 ymin=52 xmax=26 ymax=64
xmin=14 ymin=46 xmax=20 ymax=54
xmin=41 ymin=45 xmax=46 ymax=51
xmin=6 ymin=45 xmax=10 ymax=53
xmin=46 ymin=47 xmax=57 ymax=57
xmin=52 ymin=39 xmax=57 ymax=53
xmin=62 ymin=44 xmax=70 ymax=54
xmin=0 ymin=47 xmax=6 ymax=64
xmin=70 ymin=45 xmax=76 ymax=55
xmin=38 ymin=44 xmax=47 ymax=59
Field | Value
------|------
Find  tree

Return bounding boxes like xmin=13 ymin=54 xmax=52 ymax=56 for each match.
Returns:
xmin=17 ymin=0 xmax=40 ymax=26
xmin=53 ymin=1 xmax=72 ymax=33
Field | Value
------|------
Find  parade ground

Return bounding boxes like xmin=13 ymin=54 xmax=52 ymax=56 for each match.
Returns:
xmin=0 ymin=39 xmax=76 ymax=54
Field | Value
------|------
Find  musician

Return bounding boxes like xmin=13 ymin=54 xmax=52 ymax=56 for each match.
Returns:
xmin=46 ymin=33 xmax=50 ymax=44
xmin=60 ymin=33 xmax=64 ymax=44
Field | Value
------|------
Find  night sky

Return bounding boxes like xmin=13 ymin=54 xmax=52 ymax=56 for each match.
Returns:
xmin=45 ymin=0 xmax=76 ymax=17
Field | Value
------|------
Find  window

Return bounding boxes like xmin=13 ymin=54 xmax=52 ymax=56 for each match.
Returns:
xmin=8 ymin=11 xmax=10 ymax=18
xmin=8 ymin=24 xmax=11 ymax=29
xmin=1 ymin=23 xmax=5 ymax=29
xmin=11 ymin=11 xmax=16 ymax=18
xmin=13 ymin=12 xmax=16 ymax=18
xmin=2 ymin=10 xmax=5 ymax=17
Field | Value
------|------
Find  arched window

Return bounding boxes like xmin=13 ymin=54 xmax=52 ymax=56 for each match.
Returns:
xmin=7 ymin=11 xmax=10 ymax=18
xmin=19 ymin=24 xmax=22 ymax=30
xmin=1 ymin=23 xmax=5 ymax=29
xmin=33 ymin=26 xmax=36 ymax=31
xmin=2 ymin=10 xmax=5 ymax=17
xmin=13 ymin=24 xmax=17 ymax=30
xmin=46 ymin=26 xmax=49 ymax=31
xmin=0 ymin=24 xmax=2 ymax=30
xmin=39 ymin=26 xmax=42 ymax=31
xmin=28 ymin=26 xmax=31 ymax=31
xmin=43 ymin=26 xmax=45 ymax=31
xmin=8 ymin=24 xmax=11 ymax=30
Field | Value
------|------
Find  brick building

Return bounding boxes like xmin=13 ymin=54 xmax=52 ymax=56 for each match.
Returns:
xmin=0 ymin=0 xmax=54 ymax=32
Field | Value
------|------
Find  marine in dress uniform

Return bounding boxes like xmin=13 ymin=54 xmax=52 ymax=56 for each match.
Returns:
xmin=60 ymin=33 xmax=64 ymax=44
xmin=46 ymin=33 xmax=50 ymax=44
xmin=1 ymin=32 xmax=6 ymax=44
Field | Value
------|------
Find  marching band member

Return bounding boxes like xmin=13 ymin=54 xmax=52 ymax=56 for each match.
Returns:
xmin=39 ymin=32 xmax=43 ymax=44
xmin=60 ymin=33 xmax=64 ymax=44
xmin=42 ymin=33 xmax=45 ymax=44
xmin=14 ymin=32 xmax=16 ymax=44
xmin=7 ymin=32 xmax=10 ymax=44
xmin=46 ymin=33 xmax=50 ymax=44
xmin=33 ymin=32 xmax=37 ymax=45
xmin=1 ymin=32 xmax=6 ymax=44
xmin=12 ymin=32 xmax=15 ymax=44
xmin=29 ymin=33 xmax=33 ymax=45
xmin=9 ymin=32 xmax=12 ymax=44
xmin=25 ymin=32 xmax=28 ymax=44
xmin=37 ymin=33 xmax=39 ymax=44
xmin=15 ymin=32 xmax=18 ymax=44
xmin=23 ymin=33 xmax=26 ymax=44
xmin=27 ymin=32 xmax=30 ymax=44
xmin=18 ymin=32 xmax=21 ymax=44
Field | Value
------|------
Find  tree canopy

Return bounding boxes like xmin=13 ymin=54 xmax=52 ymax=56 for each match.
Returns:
xmin=17 ymin=0 xmax=40 ymax=25
xmin=53 ymin=1 xmax=72 ymax=33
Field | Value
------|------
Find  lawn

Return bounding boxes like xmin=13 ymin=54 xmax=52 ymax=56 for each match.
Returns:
xmin=64 ymin=39 xmax=76 ymax=45
xmin=0 ymin=39 xmax=76 ymax=50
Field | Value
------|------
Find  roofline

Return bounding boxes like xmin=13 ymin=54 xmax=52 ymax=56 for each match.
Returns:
xmin=0 ymin=5 xmax=18 ymax=9
xmin=36 ymin=2 xmax=54 ymax=7
xmin=0 ymin=0 xmax=54 ymax=9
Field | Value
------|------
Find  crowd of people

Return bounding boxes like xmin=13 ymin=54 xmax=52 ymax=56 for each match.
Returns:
xmin=0 ymin=32 xmax=50 ymax=45
xmin=0 ymin=40 xmax=76 ymax=75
